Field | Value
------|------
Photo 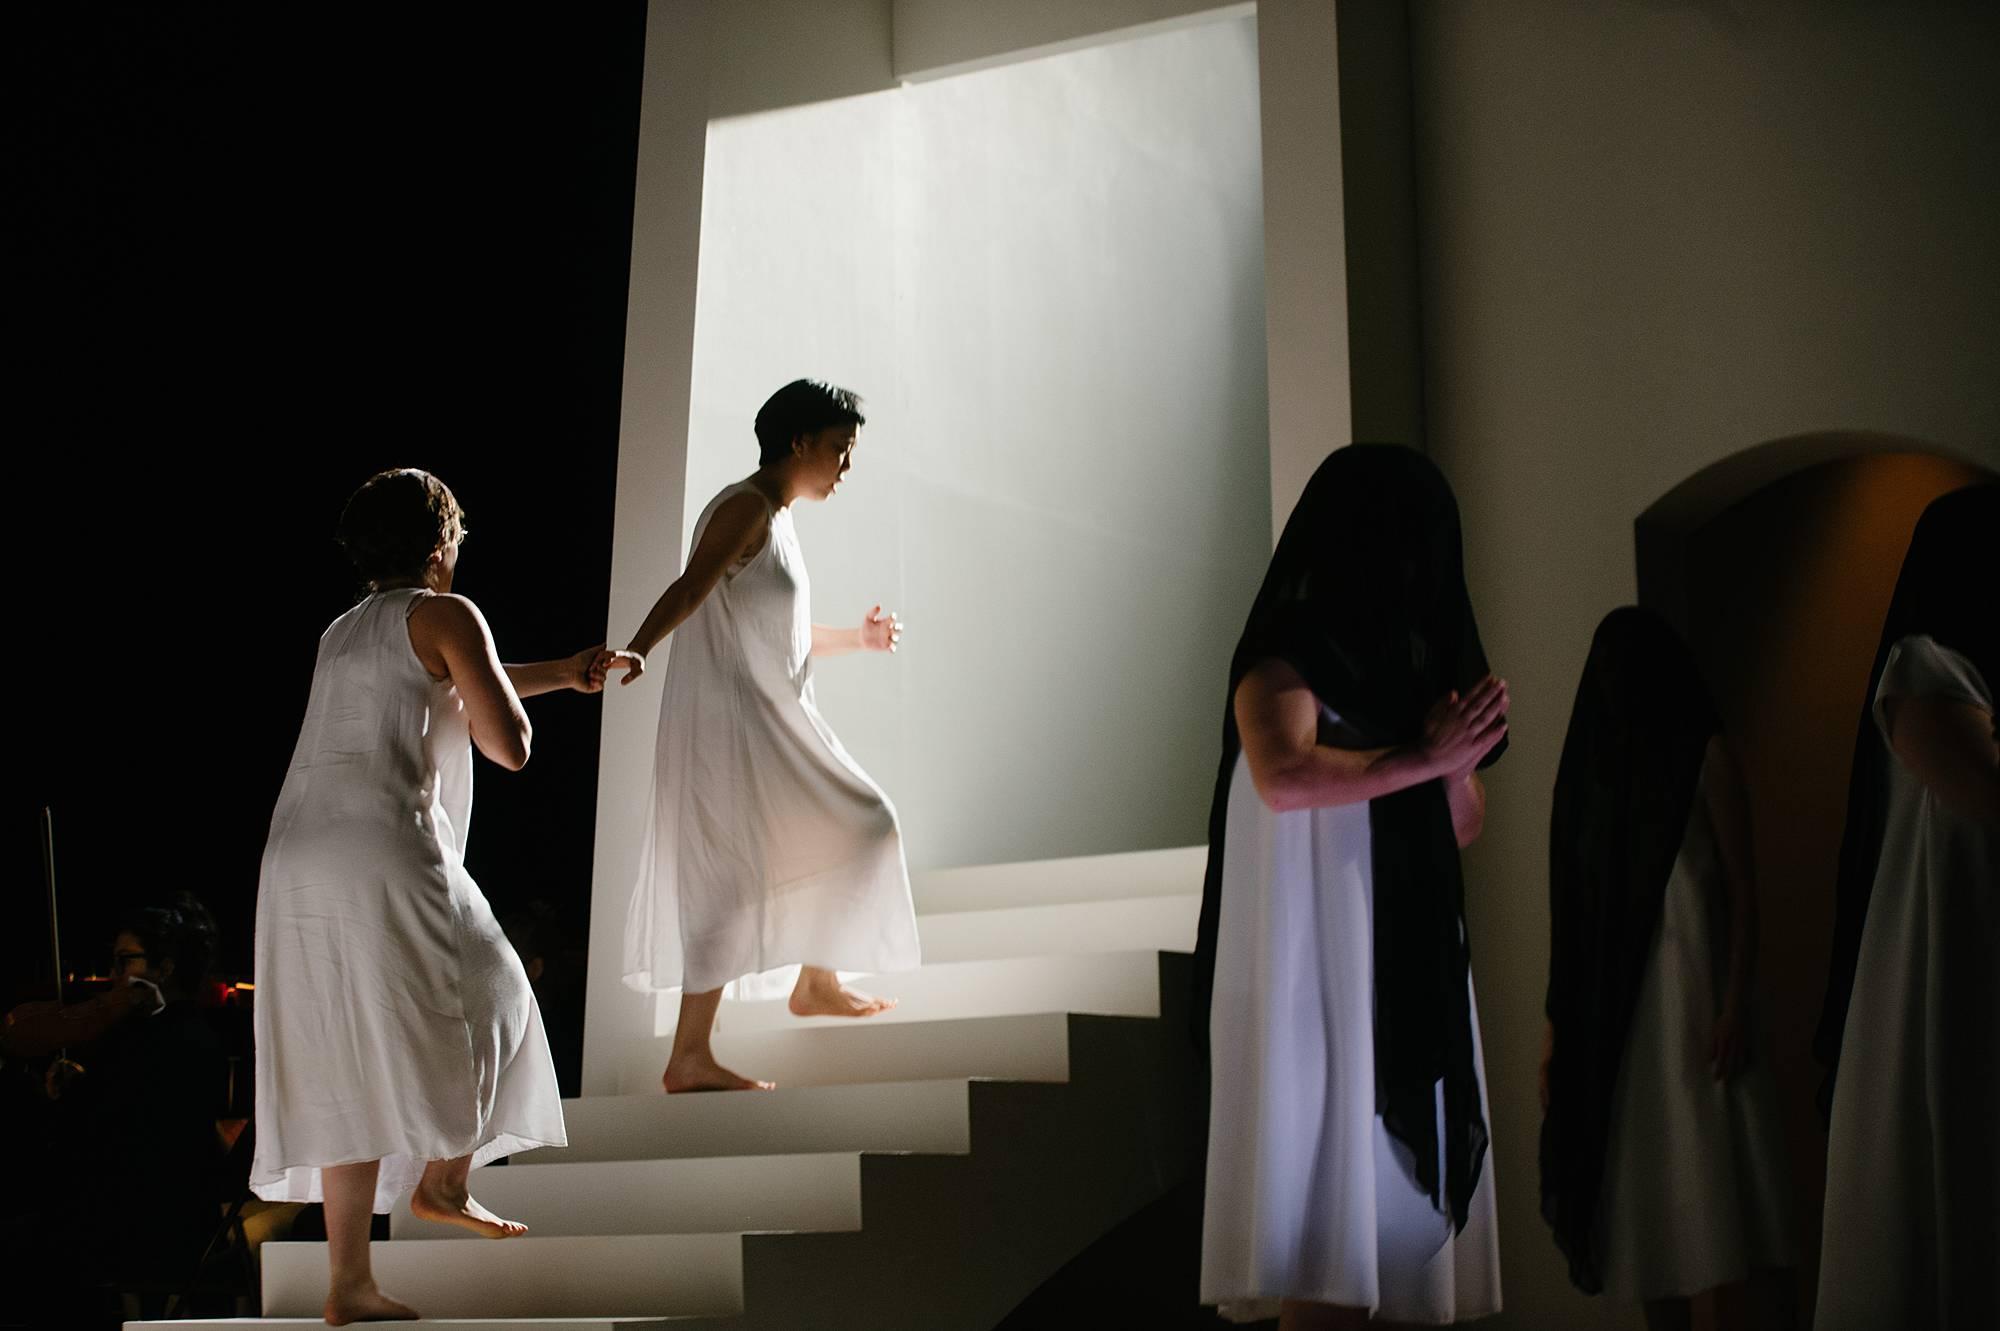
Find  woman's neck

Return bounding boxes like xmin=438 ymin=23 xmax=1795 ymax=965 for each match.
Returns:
xmin=751 ymin=467 xmax=799 ymax=509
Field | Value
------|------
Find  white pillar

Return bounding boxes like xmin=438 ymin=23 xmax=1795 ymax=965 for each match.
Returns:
xmin=580 ymin=0 xmax=713 ymax=1096
xmin=1256 ymin=0 xmax=1353 ymax=535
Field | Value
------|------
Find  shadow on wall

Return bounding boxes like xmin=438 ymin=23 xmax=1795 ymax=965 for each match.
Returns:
xmin=1635 ymin=433 xmax=1995 ymax=1323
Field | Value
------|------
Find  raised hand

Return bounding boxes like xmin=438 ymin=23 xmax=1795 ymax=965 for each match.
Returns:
xmin=1421 ymin=674 xmax=1509 ymax=778
xmin=860 ymin=604 xmax=904 ymax=653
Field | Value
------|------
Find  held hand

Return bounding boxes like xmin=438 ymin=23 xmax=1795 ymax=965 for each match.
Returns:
xmin=565 ymin=645 xmax=611 ymax=694
xmin=1422 ymin=675 xmax=1509 ymax=778
xmin=860 ymin=604 xmax=904 ymax=653
xmin=1711 ymin=1001 xmax=1748 ymax=1082
xmin=595 ymin=648 xmax=645 ymax=689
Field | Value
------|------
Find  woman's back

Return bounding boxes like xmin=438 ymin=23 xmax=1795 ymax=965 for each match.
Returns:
xmin=266 ymin=588 xmax=472 ymax=870
xmin=666 ymin=480 xmax=810 ymax=693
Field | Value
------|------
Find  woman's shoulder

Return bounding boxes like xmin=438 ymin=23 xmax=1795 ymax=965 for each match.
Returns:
xmin=1237 ymin=655 xmax=1310 ymax=698
xmin=405 ymin=590 xmax=483 ymax=627
xmin=1877 ymin=634 xmax=1991 ymax=711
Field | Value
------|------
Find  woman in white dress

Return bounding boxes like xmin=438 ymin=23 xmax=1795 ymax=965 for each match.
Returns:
xmin=1539 ymin=607 xmax=1794 ymax=1331
xmin=254 ymin=469 xmax=626 ymax=1325
xmin=1193 ymin=445 xmax=1511 ymax=1328
xmin=1814 ymin=482 xmax=1998 ymax=1330
xmin=617 ymin=379 xmax=919 ymax=1092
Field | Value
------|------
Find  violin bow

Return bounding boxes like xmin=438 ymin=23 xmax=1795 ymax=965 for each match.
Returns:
xmin=40 ymin=805 xmax=66 ymax=1062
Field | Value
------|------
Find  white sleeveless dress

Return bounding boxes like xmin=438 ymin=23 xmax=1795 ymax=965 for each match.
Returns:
xmin=1594 ymin=751 xmax=1794 ymax=1299
xmin=1202 ymin=708 xmax=1502 ymax=1324
xmin=251 ymin=589 xmax=566 ymax=1212
xmin=623 ymin=481 xmax=920 ymax=999
xmin=1817 ymin=636 xmax=1997 ymax=1330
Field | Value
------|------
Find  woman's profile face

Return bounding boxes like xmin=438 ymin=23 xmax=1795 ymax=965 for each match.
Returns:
xmin=796 ymin=425 xmax=857 ymax=500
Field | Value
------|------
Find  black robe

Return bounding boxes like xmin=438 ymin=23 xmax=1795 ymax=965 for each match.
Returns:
xmin=1191 ymin=444 xmax=1505 ymax=1231
xmin=1539 ymin=605 xmax=1719 ymax=1294
xmin=1815 ymin=480 xmax=2000 ymax=1120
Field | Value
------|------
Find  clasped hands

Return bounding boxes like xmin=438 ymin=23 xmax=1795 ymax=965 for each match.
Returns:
xmin=557 ymin=644 xmax=645 ymax=693
xmin=1421 ymin=674 xmax=1510 ymax=779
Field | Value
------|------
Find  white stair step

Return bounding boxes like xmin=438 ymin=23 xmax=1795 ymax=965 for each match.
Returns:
xmin=608 ymin=1011 xmax=1072 ymax=1095
xmin=394 ymin=1152 xmax=863 ymax=1239
xmin=129 ymin=1320 xmax=674 ymax=1330
xmin=525 ymin=1078 xmax=972 ymax=1164
xmin=909 ymin=844 xmax=1203 ymax=914
xmin=262 ymin=1234 xmax=739 ymax=1319
xmin=697 ymin=949 xmax=1164 ymax=1036
xmin=914 ymin=892 xmax=1199 ymax=963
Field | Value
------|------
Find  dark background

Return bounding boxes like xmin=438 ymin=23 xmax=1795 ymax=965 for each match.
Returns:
xmin=14 ymin=5 xmax=649 ymax=1022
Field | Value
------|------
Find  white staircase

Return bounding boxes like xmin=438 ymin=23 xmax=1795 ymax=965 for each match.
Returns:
xmin=128 ymin=846 xmax=1205 ymax=1331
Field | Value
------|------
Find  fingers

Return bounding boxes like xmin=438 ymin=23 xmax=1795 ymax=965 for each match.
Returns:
xmin=1462 ymin=676 xmax=1509 ymax=729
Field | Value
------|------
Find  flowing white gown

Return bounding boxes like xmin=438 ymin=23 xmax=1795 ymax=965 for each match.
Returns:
xmin=252 ymin=589 xmax=566 ymax=1212
xmin=1817 ymin=635 xmax=1997 ymax=1330
xmin=1594 ymin=752 xmax=1794 ymax=1299
xmin=1202 ymin=708 xmax=1502 ymax=1324
xmin=623 ymin=480 xmax=920 ymax=1000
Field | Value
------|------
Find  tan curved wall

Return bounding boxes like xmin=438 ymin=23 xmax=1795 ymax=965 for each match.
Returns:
xmin=1408 ymin=3 xmax=2000 ymax=1325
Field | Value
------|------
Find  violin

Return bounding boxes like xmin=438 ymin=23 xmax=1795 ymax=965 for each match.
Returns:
xmin=3 ymin=981 xmax=159 ymax=1061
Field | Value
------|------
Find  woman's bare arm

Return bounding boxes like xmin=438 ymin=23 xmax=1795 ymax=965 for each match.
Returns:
xmin=1233 ymin=659 xmax=1506 ymax=814
xmin=505 ymin=647 xmax=624 ymax=698
xmin=1444 ymin=772 xmax=1487 ymax=848
xmin=812 ymin=605 xmax=901 ymax=658
xmin=619 ymin=492 xmax=770 ymax=679
xmin=1883 ymin=694 xmax=2000 ymax=825
xmin=409 ymin=595 xmax=533 ymax=770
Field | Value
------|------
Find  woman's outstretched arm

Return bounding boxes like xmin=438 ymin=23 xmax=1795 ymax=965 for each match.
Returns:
xmin=1234 ymin=658 xmax=1508 ymax=814
xmin=505 ymin=647 xmax=632 ymax=698
xmin=410 ymin=594 xmax=534 ymax=770
xmin=617 ymin=492 xmax=771 ymax=683
xmin=812 ymin=604 xmax=903 ymax=658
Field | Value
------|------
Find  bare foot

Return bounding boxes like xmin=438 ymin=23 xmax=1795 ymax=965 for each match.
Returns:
xmin=408 ymin=1182 xmax=529 ymax=1238
xmin=663 ymin=1050 xmax=775 ymax=1093
xmin=324 ymin=1282 xmax=419 ymax=1325
xmin=788 ymin=977 xmax=897 ymax=1019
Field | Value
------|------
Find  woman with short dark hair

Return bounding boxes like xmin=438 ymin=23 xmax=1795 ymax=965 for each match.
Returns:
xmin=252 ymin=468 xmax=629 ymax=1324
xmin=616 ymin=379 xmax=919 ymax=1093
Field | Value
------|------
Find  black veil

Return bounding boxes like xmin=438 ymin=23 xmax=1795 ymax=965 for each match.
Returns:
xmin=1539 ymin=606 xmax=1720 ymax=1292
xmin=1814 ymin=480 xmax=2000 ymax=1119
xmin=1191 ymin=444 xmax=1505 ymax=1230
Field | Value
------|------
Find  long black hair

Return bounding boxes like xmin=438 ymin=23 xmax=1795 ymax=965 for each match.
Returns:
xmin=1540 ymin=606 xmax=1721 ymax=1292
xmin=1192 ymin=444 xmax=1505 ymax=1230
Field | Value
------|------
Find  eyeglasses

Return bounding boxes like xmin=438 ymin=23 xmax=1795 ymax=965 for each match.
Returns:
xmin=111 ymin=950 xmax=149 ymax=970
